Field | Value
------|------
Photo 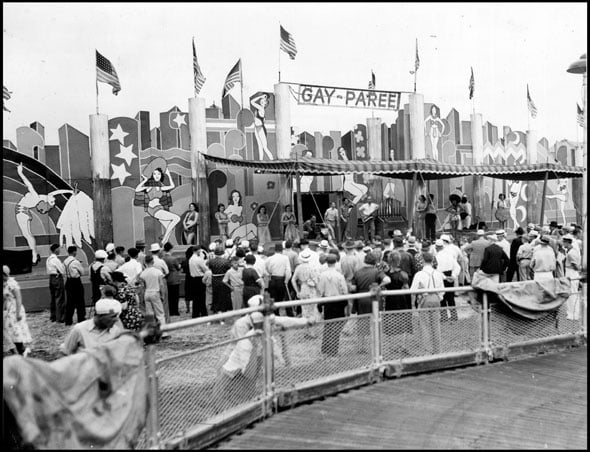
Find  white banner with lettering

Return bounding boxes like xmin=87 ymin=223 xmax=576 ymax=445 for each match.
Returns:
xmin=295 ymin=84 xmax=402 ymax=110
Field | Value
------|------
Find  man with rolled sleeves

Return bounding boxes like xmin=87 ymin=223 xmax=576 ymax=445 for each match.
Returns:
xmin=46 ymin=243 xmax=66 ymax=323
xmin=63 ymin=245 xmax=86 ymax=325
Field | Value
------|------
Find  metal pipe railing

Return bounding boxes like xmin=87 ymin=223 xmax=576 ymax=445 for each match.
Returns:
xmin=144 ymin=278 xmax=585 ymax=449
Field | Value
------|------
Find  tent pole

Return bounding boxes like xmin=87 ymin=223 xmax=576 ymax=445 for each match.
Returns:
xmin=539 ymin=171 xmax=549 ymax=225
xmin=410 ymin=172 xmax=418 ymax=234
xmin=295 ymin=168 xmax=304 ymax=235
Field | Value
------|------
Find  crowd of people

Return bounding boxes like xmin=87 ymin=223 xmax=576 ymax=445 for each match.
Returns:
xmin=2 ymin=202 xmax=585 ymax=359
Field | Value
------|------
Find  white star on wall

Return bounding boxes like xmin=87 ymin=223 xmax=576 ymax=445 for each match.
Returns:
xmin=115 ymin=143 xmax=136 ymax=166
xmin=172 ymin=113 xmax=186 ymax=128
xmin=111 ymin=162 xmax=131 ymax=185
xmin=110 ymin=124 xmax=129 ymax=144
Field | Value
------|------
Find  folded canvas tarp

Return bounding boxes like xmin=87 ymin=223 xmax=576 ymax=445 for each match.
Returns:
xmin=470 ymin=273 xmax=572 ymax=320
xmin=3 ymin=333 xmax=148 ymax=449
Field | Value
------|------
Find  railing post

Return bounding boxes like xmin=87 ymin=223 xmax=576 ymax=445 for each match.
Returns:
xmin=262 ymin=293 xmax=275 ymax=415
xmin=482 ymin=292 xmax=493 ymax=361
xmin=145 ymin=344 xmax=161 ymax=449
xmin=370 ymin=284 xmax=383 ymax=373
xmin=581 ymin=281 xmax=587 ymax=338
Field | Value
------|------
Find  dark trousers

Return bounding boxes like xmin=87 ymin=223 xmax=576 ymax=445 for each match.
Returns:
xmin=321 ymin=307 xmax=347 ymax=356
xmin=506 ymin=263 xmax=519 ymax=282
xmin=269 ymin=276 xmax=294 ymax=316
xmin=64 ymin=278 xmax=86 ymax=325
xmin=340 ymin=220 xmax=349 ymax=241
xmin=167 ymin=284 xmax=180 ymax=315
xmin=49 ymin=274 xmax=66 ymax=322
xmin=425 ymin=214 xmax=437 ymax=241
xmin=191 ymin=276 xmax=208 ymax=318
xmin=363 ymin=219 xmax=376 ymax=242
xmin=441 ymin=270 xmax=458 ymax=321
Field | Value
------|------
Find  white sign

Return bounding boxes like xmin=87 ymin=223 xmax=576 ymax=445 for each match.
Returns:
xmin=296 ymin=84 xmax=402 ymax=110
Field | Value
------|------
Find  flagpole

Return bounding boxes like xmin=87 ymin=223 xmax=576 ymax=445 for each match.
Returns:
xmin=96 ymin=77 xmax=99 ymax=115
xmin=278 ymin=22 xmax=282 ymax=83
xmin=414 ymin=38 xmax=418 ymax=93
xmin=240 ymin=60 xmax=244 ymax=110
xmin=193 ymin=37 xmax=197 ymax=99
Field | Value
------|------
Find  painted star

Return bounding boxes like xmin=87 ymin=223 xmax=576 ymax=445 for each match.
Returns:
xmin=111 ymin=162 xmax=131 ymax=185
xmin=172 ymin=113 xmax=186 ymax=128
xmin=115 ymin=143 xmax=136 ymax=166
xmin=354 ymin=130 xmax=364 ymax=143
xmin=110 ymin=124 xmax=129 ymax=144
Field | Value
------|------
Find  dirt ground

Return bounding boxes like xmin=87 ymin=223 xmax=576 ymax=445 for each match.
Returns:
xmin=23 ymin=297 xmax=232 ymax=362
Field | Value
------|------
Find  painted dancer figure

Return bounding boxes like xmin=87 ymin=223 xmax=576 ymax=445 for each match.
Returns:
xmin=337 ymin=146 xmax=368 ymax=204
xmin=425 ymin=104 xmax=445 ymax=160
xmin=545 ymin=178 xmax=569 ymax=227
xmin=134 ymin=158 xmax=181 ymax=245
xmin=250 ymin=93 xmax=274 ymax=161
xmin=15 ymin=163 xmax=74 ymax=265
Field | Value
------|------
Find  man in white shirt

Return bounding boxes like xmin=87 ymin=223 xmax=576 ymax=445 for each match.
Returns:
xmin=495 ymin=230 xmax=510 ymax=261
xmin=530 ymin=235 xmax=557 ymax=281
xmin=118 ymin=247 xmax=143 ymax=286
xmin=188 ymin=247 xmax=209 ymax=318
xmin=433 ymin=239 xmax=461 ymax=321
xmin=563 ymin=234 xmax=582 ymax=320
xmin=63 ymin=245 xmax=86 ymax=326
xmin=410 ymin=251 xmax=445 ymax=354
xmin=60 ymin=294 xmax=124 ymax=355
xmin=266 ymin=243 xmax=293 ymax=315
xmin=149 ymin=243 xmax=169 ymax=321
xmin=46 ymin=243 xmax=66 ymax=323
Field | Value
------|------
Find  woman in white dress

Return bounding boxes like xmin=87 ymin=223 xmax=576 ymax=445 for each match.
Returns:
xmin=425 ymin=104 xmax=445 ymax=160
xmin=291 ymin=250 xmax=322 ymax=336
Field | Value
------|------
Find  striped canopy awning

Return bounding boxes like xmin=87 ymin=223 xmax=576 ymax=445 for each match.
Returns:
xmin=202 ymin=154 xmax=585 ymax=181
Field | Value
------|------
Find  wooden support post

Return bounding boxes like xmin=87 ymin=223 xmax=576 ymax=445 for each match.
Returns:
xmin=539 ymin=171 xmax=549 ymax=225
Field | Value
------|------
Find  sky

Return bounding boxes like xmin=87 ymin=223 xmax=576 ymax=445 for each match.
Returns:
xmin=3 ymin=2 xmax=587 ymax=147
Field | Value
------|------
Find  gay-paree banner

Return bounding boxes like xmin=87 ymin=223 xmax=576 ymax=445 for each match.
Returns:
xmin=295 ymin=83 xmax=402 ymax=110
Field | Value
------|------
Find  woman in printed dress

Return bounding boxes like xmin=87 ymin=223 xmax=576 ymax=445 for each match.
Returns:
xmin=256 ymin=205 xmax=272 ymax=247
xmin=3 ymin=265 xmax=32 ymax=356
xmin=291 ymin=250 xmax=323 ymax=335
xmin=281 ymin=204 xmax=299 ymax=242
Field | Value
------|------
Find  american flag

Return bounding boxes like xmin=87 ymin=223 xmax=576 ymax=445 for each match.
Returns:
xmin=368 ymin=71 xmax=376 ymax=90
xmin=527 ymin=84 xmax=537 ymax=118
xmin=192 ymin=37 xmax=206 ymax=95
xmin=469 ymin=67 xmax=474 ymax=99
xmin=96 ymin=50 xmax=121 ymax=95
xmin=577 ymin=103 xmax=584 ymax=127
xmin=3 ymin=85 xmax=12 ymax=112
xmin=280 ymin=25 xmax=297 ymax=60
xmin=414 ymin=38 xmax=420 ymax=72
xmin=222 ymin=59 xmax=242 ymax=98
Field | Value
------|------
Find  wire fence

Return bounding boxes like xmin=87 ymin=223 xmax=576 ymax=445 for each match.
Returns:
xmin=142 ymin=280 xmax=586 ymax=449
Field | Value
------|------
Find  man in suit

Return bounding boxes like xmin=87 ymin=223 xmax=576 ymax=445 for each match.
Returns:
xmin=461 ymin=229 xmax=490 ymax=279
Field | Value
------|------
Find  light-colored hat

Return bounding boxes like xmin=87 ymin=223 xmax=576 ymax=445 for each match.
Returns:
xmin=527 ymin=223 xmax=536 ymax=229
xmin=407 ymin=236 xmax=417 ymax=245
xmin=440 ymin=234 xmax=451 ymax=243
xmin=344 ymin=240 xmax=356 ymax=249
xmin=95 ymin=298 xmax=122 ymax=315
xmin=225 ymin=238 xmax=234 ymax=247
xmin=476 ymin=229 xmax=485 ymax=236
xmin=393 ymin=229 xmax=403 ymax=237
xmin=528 ymin=230 xmax=539 ymax=238
xmin=319 ymin=239 xmax=329 ymax=249
xmin=540 ymin=235 xmax=550 ymax=243
xmin=150 ymin=243 xmax=161 ymax=252
xmin=495 ymin=229 xmax=505 ymax=236
xmin=435 ymin=239 xmax=444 ymax=247
xmin=241 ymin=240 xmax=250 ymax=248
xmin=541 ymin=225 xmax=551 ymax=233
xmin=105 ymin=243 xmax=115 ymax=253
xmin=563 ymin=226 xmax=575 ymax=233
xmin=247 ymin=295 xmax=263 ymax=307
xmin=95 ymin=250 xmax=108 ymax=259
xmin=209 ymin=242 xmax=217 ymax=251
xmin=257 ymin=245 xmax=264 ymax=253
xmin=250 ymin=312 xmax=264 ymax=323
xmin=487 ymin=234 xmax=498 ymax=242
xmin=299 ymin=249 xmax=312 ymax=262
xmin=562 ymin=234 xmax=575 ymax=241
xmin=363 ymin=245 xmax=373 ymax=252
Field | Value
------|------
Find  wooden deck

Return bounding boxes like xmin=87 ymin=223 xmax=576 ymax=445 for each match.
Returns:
xmin=214 ymin=347 xmax=587 ymax=449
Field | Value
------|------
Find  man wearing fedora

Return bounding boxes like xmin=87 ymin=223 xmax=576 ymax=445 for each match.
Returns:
xmin=506 ymin=227 xmax=526 ymax=282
